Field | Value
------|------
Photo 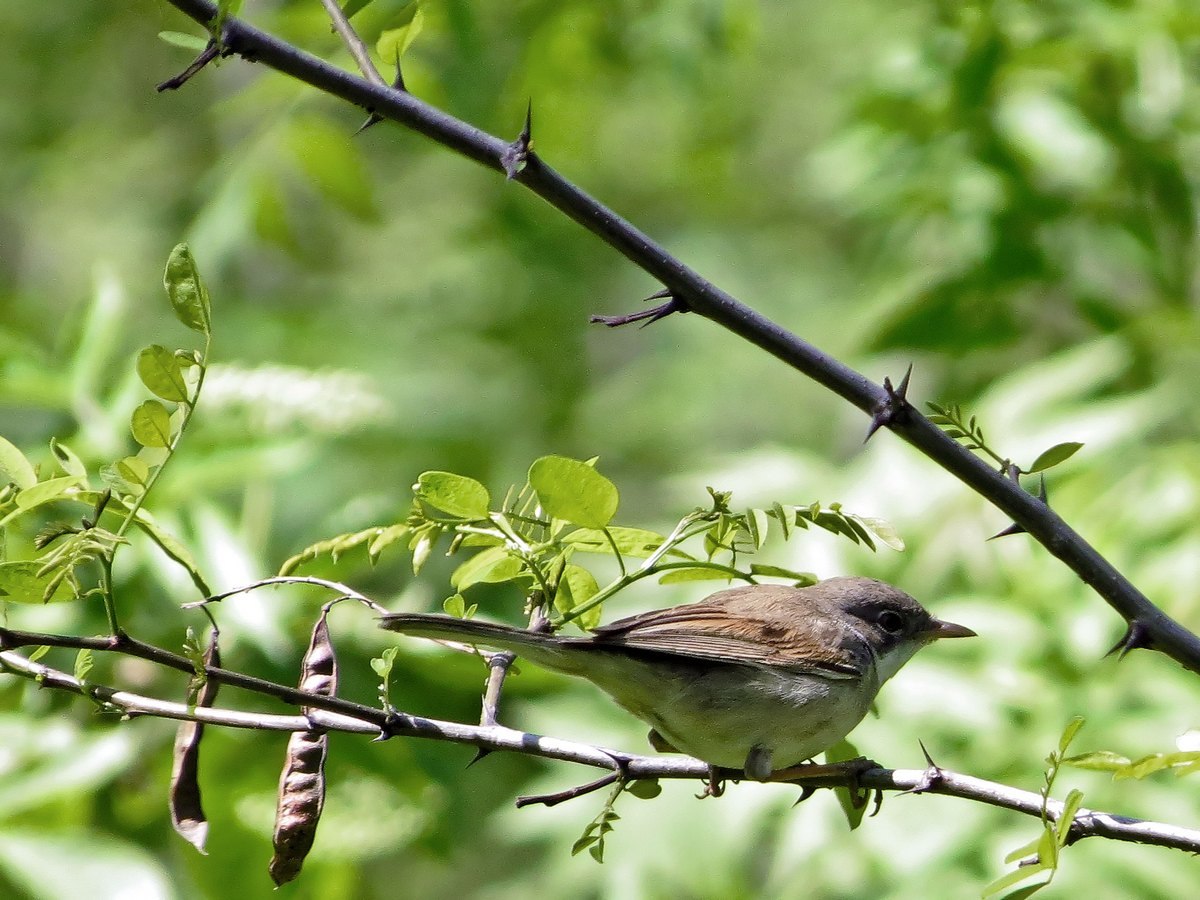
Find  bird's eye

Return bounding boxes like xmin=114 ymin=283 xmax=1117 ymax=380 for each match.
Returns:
xmin=877 ymin=610 xmax=906 ymax=635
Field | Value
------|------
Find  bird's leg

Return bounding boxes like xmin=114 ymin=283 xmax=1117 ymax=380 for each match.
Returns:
xmin=769 ymin=755 xmax=882 ymax=807
xmin=697 ymin=766 xmax=726 ymax=799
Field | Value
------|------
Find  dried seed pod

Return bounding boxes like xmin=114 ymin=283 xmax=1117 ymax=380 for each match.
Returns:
xmin=170 ymin=632 xmax=221 ymax=854
xmin=268 ymin=606 xmax=338 ymax=886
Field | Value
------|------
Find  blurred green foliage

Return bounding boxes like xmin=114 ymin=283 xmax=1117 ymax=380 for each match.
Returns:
xmin=2 ymin=0 xmax=1200 ymax=897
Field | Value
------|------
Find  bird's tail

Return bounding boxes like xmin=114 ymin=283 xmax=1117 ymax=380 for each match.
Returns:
xmin=378 ymin=613 xmax=581 ymax=672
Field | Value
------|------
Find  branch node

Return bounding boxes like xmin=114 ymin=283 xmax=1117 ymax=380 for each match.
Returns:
xmin=1106 ymin=620 xmax=1155 ymax=660
xmin=355 ymin=51 xmax=407 ymax=135
xmin=501 ymin=101 xmax=533 ymax=180
xmin=865 ymin=363 xmax=914 ymax=443
xmin=590 ymin=288 xmax=687 ymax=328
xmin=901 ymin=740 xmax=946 ymax=796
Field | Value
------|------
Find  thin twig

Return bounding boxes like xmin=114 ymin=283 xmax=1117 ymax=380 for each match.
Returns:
xmin=318 ymin=0 xmax=386 ymax=87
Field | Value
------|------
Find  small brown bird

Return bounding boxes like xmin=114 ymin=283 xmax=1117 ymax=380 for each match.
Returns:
xmin=380 ymin=576 xmax=974 ymax=779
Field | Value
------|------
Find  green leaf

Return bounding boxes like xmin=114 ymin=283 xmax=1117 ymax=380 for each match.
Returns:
xmin=1057 ymin=716 xmax=1085 ymax=754
xmin=130 ymin=510 xmax=211 ymax=597
xmin=744 ymin=508 xmax=769 ymax=549
xmin=340 ymin=0 xmax=377 ymax=19
xmin=1061 ymin=750 xmax=1131 ymax=772
xmin=857 ymin=516 xmax=905 ymax=551
xmin=443 ymin=593 xmax=467 ymax=617
xmin=376 ymin=7 xmax=425 ymax=61
xmin=1057 ymin=789 xmax=1084 ymax=848
xmin=451 ymin=546 xmax=523 ymax=591
xmin=130 ymin=400 xmax=174 ymax=448
xmin=0 ymin=436 xmax=37 ymax=489
xmin=414 ymin=471 xmax=491 ymax=520
xmin=626 ymin=780 xmax=661 ymax=800
xmin=1027 ymin=442 xmax=1083 ymax=474
xmin=529 ymin=456 xmax=619 ymax=529
xmin=15 ymin=476 xmax=84 ymax=511
xmin=748 ymin=563 xmax=817 ymax=583
xmin=158 ymin=30 xmax=210 ymax=51
xmin=136 ymin=345 xmax=189 ymax=403
xmin=562 ymin=527 xmax=666 ymax=558
xmin=553 ymin=564 xmax=600 ymax=628
xmin=115 ymin=457 xmax=151 ymax=488
xmin=981 ymin=864 xmax=1049 ymax=899
xmin=49 ymin=439 xmax=87 ymax=480
xmin=74 ymin=648 xmax=94 ymax=683
xmin=657 ymin=567 xmax=734 ymax=584
xmin=368 ymin=524 xmax=411 ymax=562
xmin=163 ymin=243 xmax=212 ymax=336
xmin=1003 ymin=835 xmax=1044 ymax=864
xmin=0 ymin=561 xmax=75 ymax=603
xmin=824 ymin=739 xmax=866 ymax=829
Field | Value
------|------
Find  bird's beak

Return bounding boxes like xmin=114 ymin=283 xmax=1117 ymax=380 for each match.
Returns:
xmin=928 ymin=618 xmax=976 ymax=640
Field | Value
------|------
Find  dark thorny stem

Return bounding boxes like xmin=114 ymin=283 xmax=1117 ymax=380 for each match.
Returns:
xmin=154 ymin=0 xmax=1200 ymax=673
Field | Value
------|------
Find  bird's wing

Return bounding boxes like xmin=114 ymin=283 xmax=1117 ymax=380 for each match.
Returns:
xmin=591 ymin=602 xmax=864 ymax=678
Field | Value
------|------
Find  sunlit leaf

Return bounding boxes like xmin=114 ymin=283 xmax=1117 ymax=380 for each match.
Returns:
xmin=163 ymin=244 xmax=211 ymax=336
xmin=0 ymin=561 xmax=75 ymax=603
xmin=450 ymin=546 xmax=523 ymax=590
xmin=1027 ymin=442 xmax=1083 ymax=474
xmin=15 ymin=476 xmax=84 ymax=511
xmin=562 ymin=527 xmax=666 ymax=558
xmin=414 ymin=471 xmax=490 ymax=520
xmin=137 ymin=345 xmax=189 ymax=403
xmin=528 ymin=456 xmax=618 ymax=529
xmin=0 ymin=436 xmax=37 ymax=489
xmin=130 ymin=400 xmax=174 ymax=448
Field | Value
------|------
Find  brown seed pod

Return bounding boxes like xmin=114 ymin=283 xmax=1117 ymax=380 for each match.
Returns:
xmin=268 ymin=605 xmax=339 ymax=886
xmin=170 ymin=632 xmax=220 ymax=854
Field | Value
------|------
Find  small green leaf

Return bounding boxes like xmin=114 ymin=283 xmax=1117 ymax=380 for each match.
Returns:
xmin=748 ymin=564 xmax=817 ymax=584
xmin=1057 ymin=716 xmax=1085 ymax=754
xmin=130 ymin=400 xmax=174 ymax=448
xmin=657 ymin=567 xmax=734 ymax=584
xmin=158 ymin=30 xmax=210 ymax=51
xmin=451 ymin=546 xmax=523 ymax=590
xmin=414 ymin=471 xmax=491 ymax=520
xmin=0 ymin=561 xmax=75 ymax=603
xmin=74 ymin=648 xmax=94 ymax=682
xmin=376 ymin=7 xmax=425 ymax=61
xmin=0 ymin=436 xmax=38 ymax=489
xmin=981 ymin=864 xmax=1049 ymax=899
xmin=137 ymin=345 xmax=189 ymax=403
xmin=745 ymin=508 xmax=770 ymax=549
xmin=163 ymin=243 xmax=212 ymax=336
xmin=770 ymin=502 xmax=791 ymax=540
xmin=410 ymin=529 xmax=437 ymax=574
xmin=49 ymin=439 xmax=88 ymax=480
xmin=116 ymin=456 xmax=151 ymax=488
xmin=1061 ymin=750 xmax=1131 ymax=772
xmin=15 ymin=476 xmax=84 ymax=511
xmin=562 ymin=527 xmax=666 ymax=558
xmin=553 ymin=564 xmax=600 ymax=628
xmin=626 ymin=780 xmax=661 ymax=800
xmin=443 ymin=593 xmax=467 ymax=617
xmin=529 ymin=456 xmax=618 ymax=529
xmin=1003 ymin=835 xmax=1044 ymax=865
xmin=1027 ymin=442 xmax=1083 ymax=474
xmin=1057 ymin=789 xmax=1084 ymax=848
xmin=857 ymin=516 xmax=905 ymax=551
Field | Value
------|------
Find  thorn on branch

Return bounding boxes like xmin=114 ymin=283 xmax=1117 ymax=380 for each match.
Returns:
xmin=864 ymin=364 xmax=913 ymax=443
xmin=156 ymin=41 xmax=222 ymax=93
xmin=988 ymin=473 xmax=1048 ymax=541
xmin=356 ymin=52 xmax=407 ymax=135
xmin=1106 ymin=620 xmax=1155 ymax=660
xmin=903 ymin=740 xmax=946 ymax=796
xmin=501 ymin=101 xmax=533 ymax=180
xmin=590 ymin=288 xmax=688 ymax=328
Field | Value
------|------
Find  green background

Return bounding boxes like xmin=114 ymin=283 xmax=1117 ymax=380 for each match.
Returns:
xmin=2 ymin=0 xmax=1199 ymax=897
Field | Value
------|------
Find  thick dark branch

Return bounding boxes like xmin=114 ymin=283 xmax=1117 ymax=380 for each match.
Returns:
xmin=154 ymin=0 xmax=1200 ymax=673
xmin=3 ymin=644 xmax=1197 ymax=854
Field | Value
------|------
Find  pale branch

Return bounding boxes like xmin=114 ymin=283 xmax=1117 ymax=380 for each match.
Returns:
xmin=317 ymin=0 xmax=385 ymax=88
xmin=2 ymin=643 xmax=1197 ymax=854
xmin=153 ymin=0 xmax=1200 ymax=674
